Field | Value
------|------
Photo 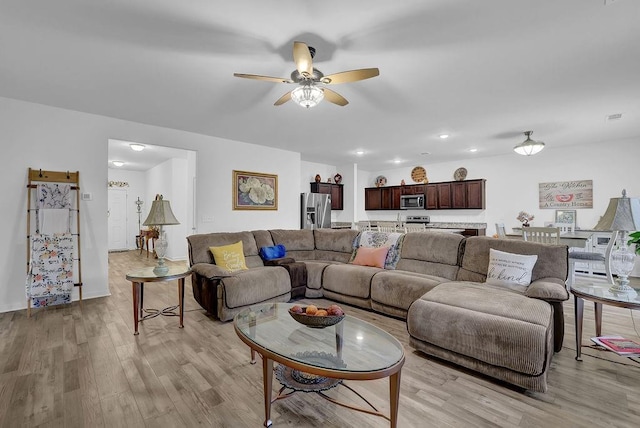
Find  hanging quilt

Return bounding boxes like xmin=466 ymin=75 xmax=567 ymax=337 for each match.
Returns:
xmin=26 ymin=233 xmax=74 ymax=308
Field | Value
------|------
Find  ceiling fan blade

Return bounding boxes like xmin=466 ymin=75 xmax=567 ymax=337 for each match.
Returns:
xmin=320 ymin=68 xmax=380 ymax=85
xmin=323 ymin=88 xmax=349 ymax=106
xmin=293 ymin=41 xmax=313 ymax=77
xmin=233 ymin=73 xmax=292 ymax=84
xmin=274 ymin=91 xmax=292 ymax=106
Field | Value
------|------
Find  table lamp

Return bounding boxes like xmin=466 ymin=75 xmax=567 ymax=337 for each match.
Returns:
xmin=143 ymin=194 xmax=180 ymax=275
xmin=594 ymin=189 xmax=640 ymax=297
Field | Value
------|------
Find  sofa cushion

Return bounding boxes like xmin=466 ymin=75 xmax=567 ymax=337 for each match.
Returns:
xmin=352 ymin=231 xmax=405 ymax=269
xmin=486 ymin=248 xmax=538 ymax=292
xmin=351 ymin=246 xmax=389 ymax=268
xmin=210 ymin=241 xmax=248 ymax=272
xmin=408 ymin=281 xmax=553 ymax=376
xmin=314 ymin=229 xmax=360 ymax=263
xmin=270 ymin=229 xmax=315 ymax=260
xmin=322 ymin=264 xmax=380 ymax=299
xmin=457 ymin=236 xmax=567 ymax=283
xmin=371 ymin=270 xmax=447 ymax=311
xmin=220 ymin=266 xmax=291 ymax=309
xmin=188 ymin=231 xmax=263 ymax=268
xmin=395 ymin=232 xmax=464 ymax=279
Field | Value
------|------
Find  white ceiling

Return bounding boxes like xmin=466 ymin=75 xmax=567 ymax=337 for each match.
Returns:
xmin=107 ymin=139 xmax=189 ymax=172
xmin=1 ymin=0 xmax=639 ymax=171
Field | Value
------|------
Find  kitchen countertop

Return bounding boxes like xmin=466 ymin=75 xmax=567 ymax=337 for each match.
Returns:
xmin=331 ymin=221 xmax=487 ymax=230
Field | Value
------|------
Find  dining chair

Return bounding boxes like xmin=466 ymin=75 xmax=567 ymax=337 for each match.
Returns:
xmin=404 ymin=223 xmax=427 ymax=233
xmin=354 ymin=221 xmax=371 ymax=231
xmin=522 ymin=227 xmax=561 ymax=244
xmin=566 ymin=231 xmax=617 ymax=290
xmin=377 ymin=225 xmax=400 ymax=233
xmin=494 ymin=223 xmax=506 ymax=238
xmin=553 ymin=222 xmax=575 ymax=234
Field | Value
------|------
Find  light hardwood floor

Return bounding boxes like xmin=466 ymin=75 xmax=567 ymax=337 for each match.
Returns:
xmin=1 ymin=250 xmax=640 ymax=427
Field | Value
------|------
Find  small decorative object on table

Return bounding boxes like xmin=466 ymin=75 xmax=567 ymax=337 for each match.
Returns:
xmin=333 ymin=173 xmax=342 ymax=184
xmin=517 ymin=211 xmax=534 ymax=227
xmin=315 ymin=174 xmax=321 ymax=183
xmin=289 ymin=304 xmax=345 ymax=328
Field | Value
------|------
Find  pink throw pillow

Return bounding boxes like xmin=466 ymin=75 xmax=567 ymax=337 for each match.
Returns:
xmin=351 ymin=246 xmax=390 ymax=268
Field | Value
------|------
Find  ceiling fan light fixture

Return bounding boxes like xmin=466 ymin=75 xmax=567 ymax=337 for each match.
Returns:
xmin=291 ymin=83 xmax=324 ymax=108
xmin=514 ymin=131 xmax=545 ymax=156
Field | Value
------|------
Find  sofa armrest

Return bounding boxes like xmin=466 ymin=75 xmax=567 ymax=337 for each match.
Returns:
xmin=263 ymin=257 xmax=296 ymax=266
xmin=525 ymin=278 xmax=569 ymax=302
xmin=191 ymin=263 xmax=237 ymax=279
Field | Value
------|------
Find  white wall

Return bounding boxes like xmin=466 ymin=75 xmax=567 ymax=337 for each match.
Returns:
xmin=0 ymin=96 xmax=301 ymax=312
xmin=145 ymin=158 xmax=188 ymax=261
xmin=365 ymin=140 xmax=639 ymax=233
xmin=107 ymin=168 xmax=146 ymax=249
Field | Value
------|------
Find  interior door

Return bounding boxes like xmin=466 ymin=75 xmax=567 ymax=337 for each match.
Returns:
xmin=108 ymin=189 xmax=128 ymax=251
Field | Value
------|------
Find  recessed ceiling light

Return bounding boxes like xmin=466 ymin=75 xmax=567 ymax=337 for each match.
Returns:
xmin=439 ymin=134 xmax=449 ymax=139
xmin=469 ymin=148 xmax=478 ymax=153
xmin=130 ymin=143 xmax=146 ymax=151
xmin=393 ymin=159 xmax=402 ymax=164
xmin=112 ymin=160 xmax=125 ymax=167
xmin=355 ymin=150 xmax=365 ymax=155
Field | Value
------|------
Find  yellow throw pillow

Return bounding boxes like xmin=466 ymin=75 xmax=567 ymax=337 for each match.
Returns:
xmin=209 ymin=241 xmax=248 ymax=272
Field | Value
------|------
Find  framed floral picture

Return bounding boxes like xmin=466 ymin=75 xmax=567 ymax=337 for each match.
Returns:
xmin=233 ymin=170 xmax=278 ymax=210
xmin=555 ymin=209 xmax=576 ymax=225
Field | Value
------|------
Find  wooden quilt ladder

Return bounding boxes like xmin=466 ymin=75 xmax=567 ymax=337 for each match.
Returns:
xmin=26 ymin=168 xmax=83 ymax=317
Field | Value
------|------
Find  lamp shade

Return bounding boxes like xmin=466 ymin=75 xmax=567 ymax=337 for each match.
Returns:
xmin=513 ymin=131 xmax=545 ymax=156
xmin=594 ymin=189 xmax=640 ymax=232
xmin=143 ymin=195 xmax=180 ymax=226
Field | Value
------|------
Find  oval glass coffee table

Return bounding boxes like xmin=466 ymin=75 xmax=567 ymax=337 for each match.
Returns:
xmin=571 ymin=283 xmax=640 ymax=360
xmin=234 ymin=303 xmax=405 ymax=427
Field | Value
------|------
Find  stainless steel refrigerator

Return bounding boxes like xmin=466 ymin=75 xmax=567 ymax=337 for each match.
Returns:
xmin=301 ymin=193 xmax=331 ymax=229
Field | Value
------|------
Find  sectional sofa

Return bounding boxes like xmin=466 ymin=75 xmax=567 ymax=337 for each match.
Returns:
xmin=187 ymin=228 xmax=569 ymax=392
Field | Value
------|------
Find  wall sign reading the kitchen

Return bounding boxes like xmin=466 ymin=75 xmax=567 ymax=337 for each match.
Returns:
xmin=538 ymin=180 xmax=593 ymax=209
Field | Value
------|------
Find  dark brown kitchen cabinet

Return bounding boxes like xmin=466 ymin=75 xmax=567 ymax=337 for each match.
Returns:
xmin=365 ymin=187 xmax=383 ymax=210
xmin=365 ymin=179 xmax=485 ymax=210
xmin=390 ymin=187 xmax=403 ymax=209
xmin=436 ymin=183 xmax=452 ymax=209
xmin=310 ymin=182 xmax=343 ymax=210
xmin=465 ymin=179 xmax=485 ymax=209
xmin=452 ymin=182 xmax=467 ymax=208
xmin=426 ymin=185 xmax=438 ymax=209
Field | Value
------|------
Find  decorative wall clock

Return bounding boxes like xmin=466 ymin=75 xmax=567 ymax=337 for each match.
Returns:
xmin=411 ymin=166 xmax=427 ymax=183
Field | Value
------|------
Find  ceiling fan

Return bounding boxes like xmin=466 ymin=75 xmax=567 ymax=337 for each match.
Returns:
xmin=234 ymin=41 xmax=379 ymax=108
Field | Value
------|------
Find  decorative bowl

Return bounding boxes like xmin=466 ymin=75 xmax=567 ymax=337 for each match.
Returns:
xmin=288 ymin=307 xmax=345 ymax=328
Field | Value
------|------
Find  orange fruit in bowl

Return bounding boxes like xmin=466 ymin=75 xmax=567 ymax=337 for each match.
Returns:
xmin=315 ymin=309 xmax=328 ymax=317
xmin=305 ymin=305 xmax=318 ymax=315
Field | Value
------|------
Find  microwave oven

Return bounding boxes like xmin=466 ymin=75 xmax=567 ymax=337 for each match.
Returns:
xmin=400 ymin=194 xmax=424 ymax=210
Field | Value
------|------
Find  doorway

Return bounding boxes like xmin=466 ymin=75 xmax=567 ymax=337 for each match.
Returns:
xmin=107 ymin=139 xmax=196 ymax=259
xmin=108 ymin=188 xmax=128 ymax=251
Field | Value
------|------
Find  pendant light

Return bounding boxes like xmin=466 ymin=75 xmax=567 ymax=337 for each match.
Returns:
xmin=514 ymin=131 xmax=545 ymax=156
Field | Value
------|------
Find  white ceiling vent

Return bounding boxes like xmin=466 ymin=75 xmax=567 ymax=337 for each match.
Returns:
xmin=606 ymin=113 xmax=623 ymax=122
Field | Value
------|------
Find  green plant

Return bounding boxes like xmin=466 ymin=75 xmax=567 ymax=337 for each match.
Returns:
xmin=628 ymin=231 xmax=640 ymax=255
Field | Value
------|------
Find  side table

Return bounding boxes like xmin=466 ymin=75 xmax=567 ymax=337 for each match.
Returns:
xmin=126 ymin=265 xmax=191 ymax=335
xmin=571 ymin=283 xmax=640 ymax=360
